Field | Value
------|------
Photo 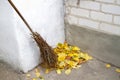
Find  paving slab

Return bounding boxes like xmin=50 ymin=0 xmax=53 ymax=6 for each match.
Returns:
xmin=0 ymin=61 xmax=22 ymax=80
xmin=21 ymin=59 xmax=120 ymax=80
xmin=0 ymin=59 xmax=120 ymax=80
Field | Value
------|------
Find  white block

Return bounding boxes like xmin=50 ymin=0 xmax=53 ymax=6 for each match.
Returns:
xmin=67 ymin=15 xmax=78 ymax=25
xmin=91 ymin=11 xmax=112 ymax=22
xmin=0 ymin=0 xmax=65 ymax=73
xmin=71 ymin=8 xmax=90 ymax=18
xmin=114 ymin=16 xmax=120 ymax=25
xmin=80 ymin=1 xmax=100 ymax=10
xmin=96 ymin=0 xmax=115 ymax=3
xmin=78 ymin=18 xmax=99 ymax=29
xmin=102 ymin=4 xmax=120 ymax=15
xmin=100 ymin=23 xmax=120 ymax=35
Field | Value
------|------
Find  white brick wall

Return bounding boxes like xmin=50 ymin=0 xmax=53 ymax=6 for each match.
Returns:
xmin=102 ymin=4 xmax=120 ymax=15
xmin=100 ymin=23 xmax=120 ymax=35
xmin=65 ymin=0 xmax=120 ymax=36
xmin=80 ymin=1 xmax=100 ymax=11
xmin=96 ymin=0 xmax=115 ymax=3
xmin=114 ymin=16 xmax=120 ymax=25
xmin=78 ymin=18 xmax=99 ymax=29
xmin=71 ymin=8 xmax=90 ymax=18
xmin=90 ymin=11 xmax=112 ymax=23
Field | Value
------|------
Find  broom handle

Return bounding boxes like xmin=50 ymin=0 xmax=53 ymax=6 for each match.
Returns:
xmin=8 ymin=0 xmax=34 ymax=34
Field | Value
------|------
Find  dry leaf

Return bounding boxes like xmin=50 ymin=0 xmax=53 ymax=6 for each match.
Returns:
xmin=56 ymin=69 xmax=62 ymax=74
xmin=45 ymin=69 xmax=50 ymax=74
xmin=115 ymin=68 xmax=120 ymax=73
xmin=53 ymin=42 xmax=92 ymax=74
xmin=32 ymin=78 xmax=37 ymax=80
xmin=26 ymin=74 xmax=31 ymax=77
xmin=65 ymin=69 xmax=71 ymax=75
xmin=105 ymin=64 xmax=111 ymax=68
xmin=35 ymin=72 xmax=40 ymax=78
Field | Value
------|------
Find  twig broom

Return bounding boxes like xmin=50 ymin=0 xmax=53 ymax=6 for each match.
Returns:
xmin=8 ymin=0 xmax=57 ymax=68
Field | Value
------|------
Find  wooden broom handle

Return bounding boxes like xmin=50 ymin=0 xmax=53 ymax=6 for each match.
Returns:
xmin=8 ymin=0 xmax=34 ymax=34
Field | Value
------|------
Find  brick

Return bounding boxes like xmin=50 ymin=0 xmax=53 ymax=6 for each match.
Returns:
xmin=96 ymin=0 xmax=115 ymax=3
xmin=65 ymin=7 xmax=71 ymax=14
xmin=114 ymin=16 xmax=120 ymax=25
xmin=78 ymin=18 xmax=99 ymax=29
xmin=67 ymin=0 xmax=78 ymax=7
xmin=67 ymin=15 xmax=78 ymax=25
xmin=100 ymin=23 xmax=120 ymax=35
xmin=91 ymin=11 xmax=112 ymax=23
xmin=71 ymin=8 xmax=90 ymax=18
xmin=80 ymin=1 xmax=100 ymax=10
xmin=102 ymin=4 xmax=120 ymax=15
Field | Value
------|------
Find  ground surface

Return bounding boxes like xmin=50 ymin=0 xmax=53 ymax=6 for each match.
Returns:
xmin=0 ymin=59 xmax=120 ymax=80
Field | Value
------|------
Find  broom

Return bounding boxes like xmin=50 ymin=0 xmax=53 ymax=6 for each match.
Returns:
xmin=8 ymin=0 xmax=57 ymax=68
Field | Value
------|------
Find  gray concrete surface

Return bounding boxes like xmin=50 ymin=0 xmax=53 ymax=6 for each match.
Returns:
xmin=65 ymin=24 xmax=120 ymax=67
xmin=0 ymin=58 xmax=120 ymax=80
xmin=0 ymin=61 xmax=22 ymax=80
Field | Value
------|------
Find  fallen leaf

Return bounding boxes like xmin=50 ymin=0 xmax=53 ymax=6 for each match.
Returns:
xmin=45 ymin=69 xmax=50 ymax=74
xmin=72 ymin=46 xmax=80 ymax=51
xmin=35 ymin=72 xmax=40 ymax=78
xmin=65 ymin=69 xmax=71 ymax=75
xmin=32 ymin=78 xmax=37 ymax=80
xmin=115 ymin=68 xmax=120 ymax=73
xmin=26 ymin=74 xmax=31 ymax=77
xmin=56 ymin=69 xmax=62 ymax=74
xmin=105 ymin=64 xmax=111 ymax=68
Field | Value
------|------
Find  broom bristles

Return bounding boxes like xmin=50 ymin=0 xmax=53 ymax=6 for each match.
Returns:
xmin=32 ymin=32 xmax=57 ymax=68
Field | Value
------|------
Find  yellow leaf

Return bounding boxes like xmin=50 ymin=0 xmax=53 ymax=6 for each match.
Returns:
xmin=73 ymin=65 xmax=81 ymax=69
xmin=59 ymin=61 xmax=66 ymax=68
xmin=73 ymin=53 xmax=79 ymax=57
xmin=45 ymin=69 xmax=50 ymax=74
xmin=35 ymin=72 xmax=40 ymax=78
xmin=67 ymin=53 xmax=74 ymax=57
xmin=115 ymin=68 xmax=120 ymax=73
xmin=73 ymin=58 xmax=79 ymax=62
xmin=58 ymin=53 xmax=66 ymax=61
xmin=72 ymin=46 xmax=80 ymax=51
xmin=105 ymin=64 xmax=111 ymax=68
xmin=56 ymin=69 xmax=62 ymax=74
xmin=65 ymin=69 xmax=71 ymax=75
xmin=57 ymin=43 xmax=63 ymax=48
xmin=32 ymin=78 xmax=37 ymax=80
xmin=26 ymin=74 xmax=31 ymax=77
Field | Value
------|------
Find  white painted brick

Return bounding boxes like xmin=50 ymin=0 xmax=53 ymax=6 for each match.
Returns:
xmin=80 ymin=1 xmax=100 ymax=10
xmin=67 ymin=15 xmax=78 ymax=25
xmin=100 ymin=23 xmax=120 ymax=35
xmin=96 ymin=0 xmax=115 ymax=3
xmin=116 ymin=0 xmax=120 ymax=5
xmin=78 ymin=18 xmax=99 ymax=29
xmin=65 ymin=7 xmax=71 ymax=14
xmin=114 ymin=16 xmax=120 ymax=25
xmin=91 ymin=11 xmax=112 ymax=22
xmin=102 ymin=4 xmax=120 ymax=15
xmin=67 ymin=0 xmax=78 ymax=6
xmin=71 ymin=8 xmax=90 ymax=18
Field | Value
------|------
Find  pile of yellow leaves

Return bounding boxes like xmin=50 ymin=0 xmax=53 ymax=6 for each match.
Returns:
xmin=53 ymin=42 xmax=92 ymax=74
